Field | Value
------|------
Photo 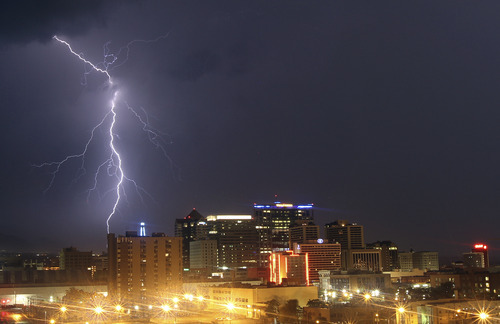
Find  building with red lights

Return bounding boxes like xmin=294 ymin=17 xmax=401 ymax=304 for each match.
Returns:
xmin=472 ymin=243 xmax=489 ymax=268
xmin=269 ymin=251 xmax=309 ymax=286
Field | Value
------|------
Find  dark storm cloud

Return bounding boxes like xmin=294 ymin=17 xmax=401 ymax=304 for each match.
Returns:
xmin=3 ymin=0 xmax=500 ymax=260
xmin=0 ymin=0 xmax=134 ymax=47
xmin=167 ymin=49 xmax=220 ymax=82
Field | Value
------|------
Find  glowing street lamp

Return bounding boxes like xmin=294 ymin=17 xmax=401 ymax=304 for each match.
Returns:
xmin=396 ymin=306 xmax=406 ymax=324
xmin=172 ymin=297 xmax=179 ymax=303
xmin=60 ymin=306 xmax=67 ymax=313
xmin=225 ymin=303 xmax=235 ymax=324
xmin=479 ymin=312 xmax=489 ymax=321
xmin=115 ymin=305 xmax=122 ymax=312
xmin=364 ymin=293 xmax=371 ymax=301
xmin=94 ymin=306 xmax=103 ymax=315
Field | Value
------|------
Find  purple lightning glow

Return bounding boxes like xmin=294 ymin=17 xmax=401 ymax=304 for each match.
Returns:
xmin=35 ymin=35 xmax=170 ymax=233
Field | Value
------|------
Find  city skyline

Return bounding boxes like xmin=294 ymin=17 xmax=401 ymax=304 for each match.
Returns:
xmin=1 ymin=1 xmax=500 ymax=261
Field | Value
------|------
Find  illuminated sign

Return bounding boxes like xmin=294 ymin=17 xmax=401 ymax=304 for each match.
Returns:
xmin=216 ymin=215 xmax=252 ymax=220
xmin=207 ymin=215 xmax=252 ymax=220
xmin=276 ymin=203 xmax=294 ymax=207
xmin=474 ymin=244 xmax=487 ymax=250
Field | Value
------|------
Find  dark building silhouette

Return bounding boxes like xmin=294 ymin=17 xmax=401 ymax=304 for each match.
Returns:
xmin=174 ymin=209 xmax=205 ymax=271
xmin=289 ymin=220 xmax=320 ymax=246
xmin=324 ymin=220 xmax=364 ymax=251
xmin=366 ymin=241 xmax=398 ymax=271
xmin=59 ymin=247 xmax=92 ymax=271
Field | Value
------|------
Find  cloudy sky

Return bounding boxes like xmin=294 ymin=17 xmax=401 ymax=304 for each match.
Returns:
xmin=1 ymin=1 xmax=500 ymax=261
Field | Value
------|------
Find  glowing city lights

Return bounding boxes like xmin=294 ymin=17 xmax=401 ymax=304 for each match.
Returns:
xmin=479 ymin=312 xmax=489 ymax=320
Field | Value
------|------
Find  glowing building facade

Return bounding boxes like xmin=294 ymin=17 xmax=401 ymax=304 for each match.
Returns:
xmin=269 ymin=251 xmax=309 ymax=286
xmin=107 ymin=231 xmax=182 ymax=301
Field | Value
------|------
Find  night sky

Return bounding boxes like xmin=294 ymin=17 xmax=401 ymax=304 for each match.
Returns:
xmin=1 ymin=1 xmax=500 ymax=262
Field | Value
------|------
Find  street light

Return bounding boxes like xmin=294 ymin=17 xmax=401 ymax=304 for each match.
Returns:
xmin=94 ymin=307 xmax=103 ymax=315
xmin=479 ymin=312 xmax=489 ymax=321
xmin=396 ymin=306 xmax=406 ymax=324
xmin=59 ymin=306 xmax=67 ymax=323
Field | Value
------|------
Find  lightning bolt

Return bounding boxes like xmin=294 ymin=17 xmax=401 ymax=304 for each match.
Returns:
xmin=35 ymin=34 xmax=171 ymax=234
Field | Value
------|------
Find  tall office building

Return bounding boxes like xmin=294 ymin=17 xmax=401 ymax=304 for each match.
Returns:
xmin=324 ymin=220 xmax=364 ymax=251
xmin=293 ymin=241 xmax=341 ymax=282
xmin=174 ymin=209 xmax=205 ymax=271
xmin=289 ymin=220 xmax=320 ymax=246
xmin=205 ymin=215 xmax=259 ymax=270
xmin=472 ymin=243 xmax=489 ymax=268
xmin=254 ymin=202 xmax=314 ymax=266
xmin=366 ymin=241 xmax=398 ymax=271
xmin=107 ymin=231 xmax=182 ymax=301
